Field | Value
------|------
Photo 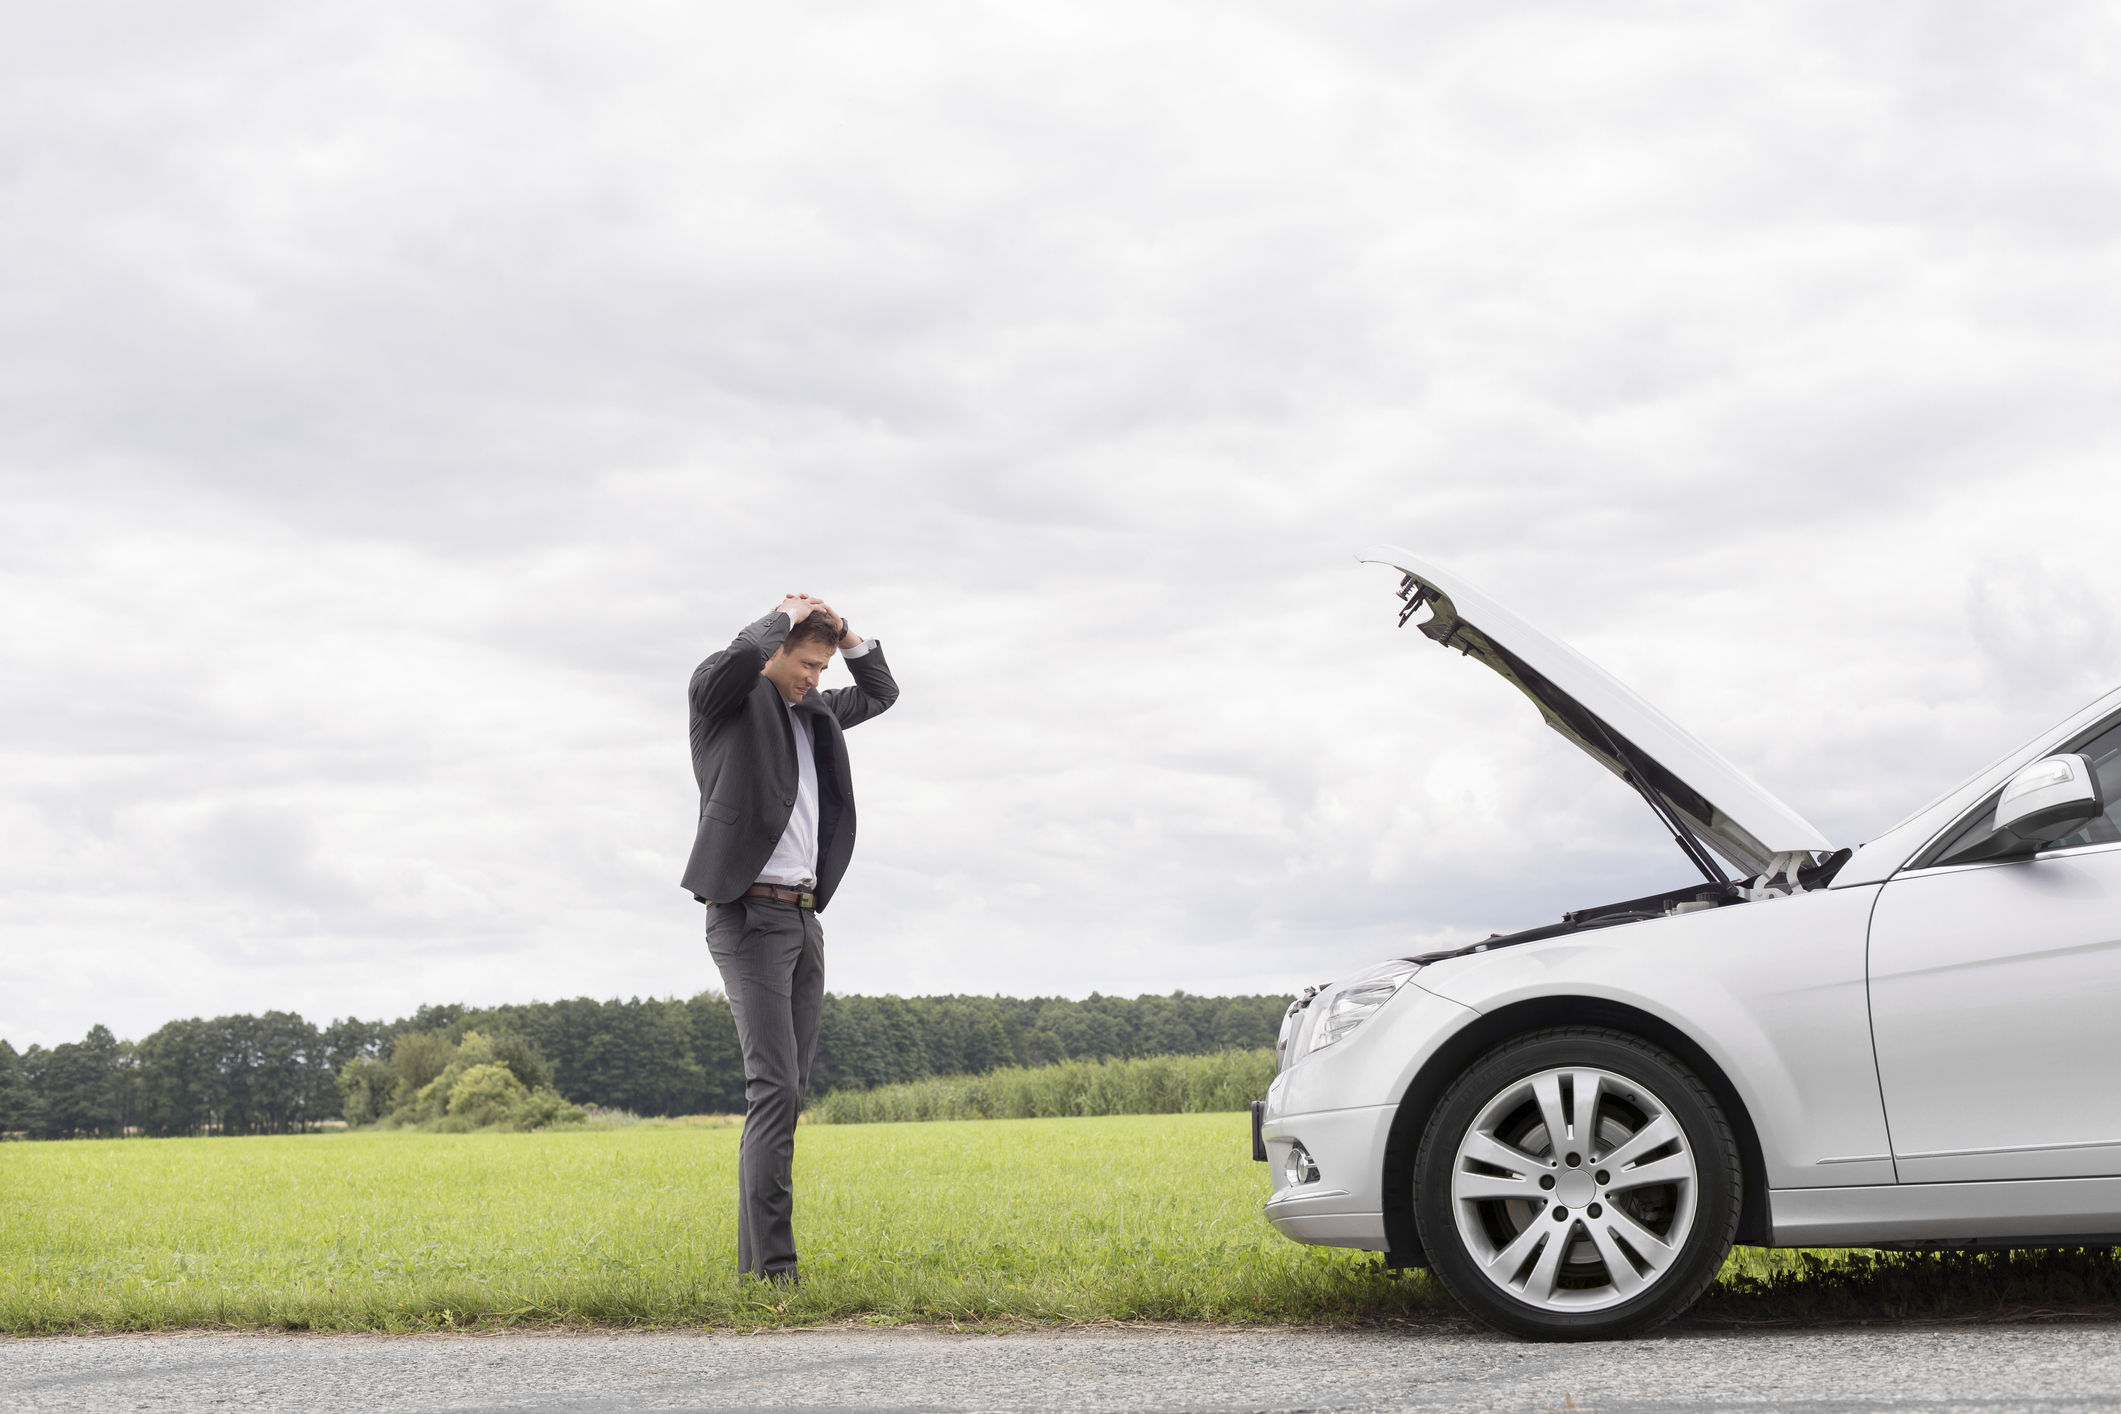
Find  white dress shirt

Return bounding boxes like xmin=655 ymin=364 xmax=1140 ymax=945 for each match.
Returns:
xmin=756 ymin=615 xmax=873 ymax=889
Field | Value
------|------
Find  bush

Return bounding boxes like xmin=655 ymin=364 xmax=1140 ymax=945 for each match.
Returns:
xmin=336 ymin=1056 xmax=396 ymax=1127
xmin=445 ymin=1063 xmax=529 ymax=1126
xmin=507 ymin=1088 xmax=586 ymax=1131
xmin=808 ymin=1047 xmax=1277 ymax=1123
xmin=342 ymin=1028 xmax=584 ymax=1133
xmin=385 ymin=1030 xmax=549 ymax=1126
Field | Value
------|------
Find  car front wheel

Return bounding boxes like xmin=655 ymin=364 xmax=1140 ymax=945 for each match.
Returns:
xmin=1413 ymin=1027 xmax=1742 ymax=1340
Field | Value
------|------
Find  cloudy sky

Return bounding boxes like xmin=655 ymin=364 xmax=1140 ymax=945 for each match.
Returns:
xmin=4 ymin=2 xmax=2119 ymax=1048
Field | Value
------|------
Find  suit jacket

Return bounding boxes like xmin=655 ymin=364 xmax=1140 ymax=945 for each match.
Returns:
xmin=680 ymin=612 xmax=899 ymax=910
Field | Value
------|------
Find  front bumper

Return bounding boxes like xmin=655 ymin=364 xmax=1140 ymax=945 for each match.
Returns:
xmin=1259 ymin=1102 xmax=1395 ymax=1251
xmin=1255 ymin=980 xmax=1479 ymax=1253
xmin=1266 ymin=1205 xmax=1389 ymax=1248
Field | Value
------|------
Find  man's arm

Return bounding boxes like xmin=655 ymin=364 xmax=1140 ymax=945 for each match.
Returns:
xmin=688 ymin=596 xmax=815 ymax=722
xmin=819 ymin=615 xmax=898 ymax=729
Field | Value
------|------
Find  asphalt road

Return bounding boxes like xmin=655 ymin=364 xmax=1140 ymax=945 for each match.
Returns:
xmin=2 ymin=1323 xmax=2117 ymax=1414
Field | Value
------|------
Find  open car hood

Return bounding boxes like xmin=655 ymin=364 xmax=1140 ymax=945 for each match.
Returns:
xmin=1360 ymin=545 xmax=1831 ymax=879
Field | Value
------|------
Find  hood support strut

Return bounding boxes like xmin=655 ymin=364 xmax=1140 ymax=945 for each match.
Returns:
xmin=1588 ymin=717 xmax=1732 ymax=889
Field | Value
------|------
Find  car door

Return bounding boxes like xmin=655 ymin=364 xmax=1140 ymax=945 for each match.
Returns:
xmin=1868 ymin=713 xmax=2121 ymax=1184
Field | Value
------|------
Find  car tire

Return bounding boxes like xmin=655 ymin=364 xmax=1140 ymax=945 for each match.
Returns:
xmin=1413 ymin=1027 xmax=1741 ymax=1341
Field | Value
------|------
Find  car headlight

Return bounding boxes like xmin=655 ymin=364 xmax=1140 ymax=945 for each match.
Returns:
xmin=1307 ymin=958 xmax=1422 ymax=1055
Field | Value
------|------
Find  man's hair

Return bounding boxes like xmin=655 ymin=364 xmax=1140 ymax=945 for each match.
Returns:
xmin=782 ymin=611 xmax=843 ymax=654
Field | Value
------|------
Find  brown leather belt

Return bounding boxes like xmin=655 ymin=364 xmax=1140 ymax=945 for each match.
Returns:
xmin=742 ymin=883 xmax=817 ymax=909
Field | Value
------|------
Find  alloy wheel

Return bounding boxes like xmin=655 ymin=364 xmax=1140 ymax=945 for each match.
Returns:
xmin=1449 ymin=1064 xmax=1699 ymax=1314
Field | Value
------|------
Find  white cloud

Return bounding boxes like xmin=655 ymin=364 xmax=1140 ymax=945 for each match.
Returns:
xmin=3 ymin=1 xmax=2119 ymax=1045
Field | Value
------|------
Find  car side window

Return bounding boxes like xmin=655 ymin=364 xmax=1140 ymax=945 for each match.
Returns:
xmin=2049 ymin=718 xmax=2121 ymax=849
xmin=1924 ymin=714 xmax=2121 ymax=866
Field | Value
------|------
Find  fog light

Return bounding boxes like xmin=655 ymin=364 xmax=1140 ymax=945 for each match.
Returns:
xmin=1284 ymin=1141 xmax=1320 ymax=1187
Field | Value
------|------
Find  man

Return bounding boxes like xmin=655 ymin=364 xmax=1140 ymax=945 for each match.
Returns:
xmin=682 ymin=593 xmax=899 ymax=1282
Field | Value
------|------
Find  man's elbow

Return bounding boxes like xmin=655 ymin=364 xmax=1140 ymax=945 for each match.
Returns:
xmin=688 ymin=669 xmax=723 ymax=711
xmin=691 ymin=665 xmax=755 ymax=716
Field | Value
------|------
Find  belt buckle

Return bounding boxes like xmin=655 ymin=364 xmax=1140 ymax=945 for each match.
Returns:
xmin=797 ymin=891 xmax=816 ymax=909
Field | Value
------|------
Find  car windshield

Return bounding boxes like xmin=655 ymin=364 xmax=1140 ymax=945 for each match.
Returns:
xmin=1932 ymin=716 xmax=2121 ymax=862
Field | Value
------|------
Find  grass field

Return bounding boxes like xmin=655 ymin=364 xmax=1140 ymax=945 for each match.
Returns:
xmin=0 ymin=1113 xmax=1433 ymax=1333
xmin=5 ymin=1114 xmax=2117 ymax=1334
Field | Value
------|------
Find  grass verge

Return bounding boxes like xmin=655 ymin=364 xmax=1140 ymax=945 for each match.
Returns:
xmin=0 ymin=1113 xmax=1437 ymax=1333
xmin=1697 ymin=1246 xmax=2121 ymax=1326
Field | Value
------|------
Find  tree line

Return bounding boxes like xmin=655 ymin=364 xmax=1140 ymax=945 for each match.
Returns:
xmin=0 ymin=990 xmax=1292 ymax=1138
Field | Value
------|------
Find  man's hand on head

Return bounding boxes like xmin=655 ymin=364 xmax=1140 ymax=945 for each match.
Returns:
xmin=776 ymin=594 xmax=827 ymax=624
xmin=812 ymin=601 xmax=863 ymax=652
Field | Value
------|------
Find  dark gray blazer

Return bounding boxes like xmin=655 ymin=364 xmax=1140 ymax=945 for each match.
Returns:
xmin=680 ymin=613 xmax=899 ymax=910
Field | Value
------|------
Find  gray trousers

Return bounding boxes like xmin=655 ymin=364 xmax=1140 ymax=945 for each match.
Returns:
xmin=705 ymin=896 xmax=825 ymax=1278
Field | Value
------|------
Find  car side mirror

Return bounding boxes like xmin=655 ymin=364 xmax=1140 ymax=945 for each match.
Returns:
xmin=1994 ymin=752 xmax=2104 ymax=844
xmin=1936 ymin=752 xmax=2106 ymax=866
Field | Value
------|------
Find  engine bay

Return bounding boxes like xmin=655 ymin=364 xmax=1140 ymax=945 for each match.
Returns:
xmin=1407 ymin=846 xmax=1854 ymax=966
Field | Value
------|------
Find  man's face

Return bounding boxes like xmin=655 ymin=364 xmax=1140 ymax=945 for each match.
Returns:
xmin=762 ymin=640 xmax=835 ymax=703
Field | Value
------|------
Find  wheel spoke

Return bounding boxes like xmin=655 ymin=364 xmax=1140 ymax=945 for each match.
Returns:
xmin=1531 ymin=1073 xmax=1572 ymax=1154
xmin=1601 ymin=1198 xmax=1682 ymax=1270
xmin=1454 ymin=1169 xmax=1540 ymax=1203
xmin=1606 ymin=1152 xmax=1693 ymax=1192
xmin=1599 ymin=1112 xmax=1680 ymax=1171
xmin=1482 ymin=1210 xmax=1548 ymax=1280
xmin=1583 ymin=1216 xmax=1649 ymax=1300
xmin=1518 ymin=1220 xmax=1571 ymax=1304
xmin=1461 ymin=1130 xmax=1544 ymax=1176
xmin=1565 ymin=1069 xmax=1605 ymax=1151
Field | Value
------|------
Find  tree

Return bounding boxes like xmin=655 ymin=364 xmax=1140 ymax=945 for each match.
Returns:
xmin=33 ymin=1025 xmax=128 ymax=1138
xmin=336 ymin=1056 xmax=396 ymax=1127
xmin=386 ymin=1032 xmax=454 ymax=1104
xmin=0 ymin=990 xmax=1295 ymax=1139
xmin=687 ymin=992 xmax=745 ymax=1112
xmin=0 ymin=1040 xmax=44 ymax=1135
xmin=320 ymin=1016 xmax=387 ymax=1073
xmin=135 ymin=1019 xmax=221 ymax=1136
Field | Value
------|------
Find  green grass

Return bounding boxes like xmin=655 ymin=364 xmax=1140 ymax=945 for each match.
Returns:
xmin=1700 ymin=1245 xmax=2121 ymax=1324
xmin=809 ymin=1049 xmax=1278 ymax=1123
xmin=6 ymin=1115 xmax=2117 ymax=1334
xmin=0 ymin=1113 xmax=1436 ymax=1333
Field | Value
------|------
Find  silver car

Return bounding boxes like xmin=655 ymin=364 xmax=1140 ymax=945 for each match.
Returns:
xmin=1256 ymin=545 xmax=2121 ymax=1340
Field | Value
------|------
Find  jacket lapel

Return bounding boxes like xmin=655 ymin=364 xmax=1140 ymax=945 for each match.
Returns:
xmin=792 ymin=693 xmax=834 ymax=745
xmin=792 ymin=695 xmax=841 ymax=785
